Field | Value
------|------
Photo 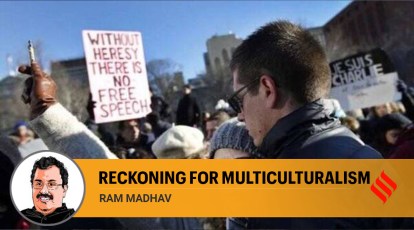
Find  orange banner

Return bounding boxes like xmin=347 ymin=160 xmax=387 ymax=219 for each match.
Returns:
xmin=73 ymin=159 xmax=414 ymax=217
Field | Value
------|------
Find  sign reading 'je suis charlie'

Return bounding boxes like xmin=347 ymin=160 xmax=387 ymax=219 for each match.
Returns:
xmin=329 ymin=49 xmax=401 ymax=111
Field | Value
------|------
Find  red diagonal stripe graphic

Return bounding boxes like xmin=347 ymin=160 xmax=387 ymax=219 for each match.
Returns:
xmin=376 ymin=178 xmax=392 ymax=197
xmin=371 ymin=184 xmax=387 ymax=203
xmin=381 ymin=171 xmax=397 ymax=191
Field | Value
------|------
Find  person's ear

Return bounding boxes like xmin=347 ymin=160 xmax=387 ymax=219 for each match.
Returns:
xmin=259 ymin=75 xmax=277 ymax=108
xmin=63 ymin=185 xmax=68 ymax=198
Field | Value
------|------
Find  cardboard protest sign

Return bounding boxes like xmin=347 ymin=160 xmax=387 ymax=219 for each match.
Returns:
xmin=329 ymin=49 xmax=401 ymax=111
xmin=82 ymin=30 xmax=151 ymax=123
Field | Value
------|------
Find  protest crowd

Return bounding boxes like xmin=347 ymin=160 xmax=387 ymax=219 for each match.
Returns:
xmin=1 ymin=19 xmax=414 ymax=229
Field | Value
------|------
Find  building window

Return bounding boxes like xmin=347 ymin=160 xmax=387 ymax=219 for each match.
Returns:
xmin=363 ymin=14 xmax=372 ymax=45
xmin=222 ymin=49 xmax=230 ymax=64
xmin=348 ymin=20 xmax=357 ymax=46
xmin=214 ymin=57 xmax=221 ymax=70
xmin=353 ymin=18 xmax=360 ymax=45
xmin=357 ymin=13 xmax=370 ymax=45
xmin=376 ymin=2 xmax=386 ymax=33
xmin=204 ymin=53 xmax=210 ymax=67
xmin=366 ymin=11 xmax=378 ymax=45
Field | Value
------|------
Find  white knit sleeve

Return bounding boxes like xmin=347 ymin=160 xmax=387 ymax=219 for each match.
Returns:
xmin=29 ymin=103 xmax=118 ymax=159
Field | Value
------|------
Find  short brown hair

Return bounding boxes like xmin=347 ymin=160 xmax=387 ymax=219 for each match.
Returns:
xmin=230 ymin=20 xmax=331 ymax=104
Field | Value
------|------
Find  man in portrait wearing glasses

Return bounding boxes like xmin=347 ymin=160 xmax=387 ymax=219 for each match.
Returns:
xmin=226 ymin=21 xmax=390 ymax=228
xmin=20 ymin=156 xmax=74 ymax=224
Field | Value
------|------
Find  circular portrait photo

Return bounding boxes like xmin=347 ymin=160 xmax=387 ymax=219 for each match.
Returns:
xmin=10 ymin=151 xmax=85 ymax=226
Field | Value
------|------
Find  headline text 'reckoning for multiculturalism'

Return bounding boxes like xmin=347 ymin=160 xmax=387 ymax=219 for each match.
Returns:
xmin=99 ymin=170 xmax=370 ymax=185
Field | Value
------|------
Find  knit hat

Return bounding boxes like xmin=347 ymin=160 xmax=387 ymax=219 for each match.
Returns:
xmin=152 ymin=125 xmax=205 ymax=159
xmin=209 ymin=118 xmax=259 ymax=158
xmin=14 ymin=120 xmax=28 ymax=131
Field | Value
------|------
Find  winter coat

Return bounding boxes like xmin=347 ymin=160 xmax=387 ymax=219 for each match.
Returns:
xmin=389 ymin=124 xmax=414 ymax=158
xmin=176 ymin=94 xmax=200 ymax=127
xmin=228 ymin=99 xmax=414 ymax=229
xmin=30 ymin=103 xmax=118 ymax=159
xmin=258 ymin=99 xmax=381 ymax=159
xmin=29 ymin=103 xmax=202 ymax=229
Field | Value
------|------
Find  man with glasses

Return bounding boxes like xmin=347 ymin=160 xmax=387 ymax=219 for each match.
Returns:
xmin=21 ymin=156 xmax=74 ymax=224
xmin=227 ymin=20 xmax=388 ymax=228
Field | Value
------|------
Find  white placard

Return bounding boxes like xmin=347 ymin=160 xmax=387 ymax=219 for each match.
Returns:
xmin=329 ymin=49 xmax=401 ymax=111
xmin=82 ymin=30 xmax=152 ymax=123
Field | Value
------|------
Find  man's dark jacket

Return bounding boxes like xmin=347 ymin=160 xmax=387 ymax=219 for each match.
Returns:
xmin=258 ymin=99 xmax=380 ymax=159
xmin=176 ymin=94 xmax=200 ymax=127
xmin=21 ymin=203 xmax=74 ymax=224
xmin=229 ymin=99 xmax=413 ymax=229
